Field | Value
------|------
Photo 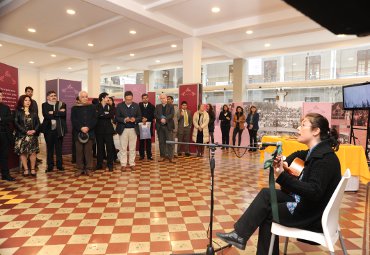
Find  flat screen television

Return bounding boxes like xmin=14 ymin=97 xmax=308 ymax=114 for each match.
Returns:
xmin=342 ymin=82 xmax=370 ymax=110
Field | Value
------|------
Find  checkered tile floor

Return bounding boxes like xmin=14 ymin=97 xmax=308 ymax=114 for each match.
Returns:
xmin=0 ymin=145 xmax=368 ymax=254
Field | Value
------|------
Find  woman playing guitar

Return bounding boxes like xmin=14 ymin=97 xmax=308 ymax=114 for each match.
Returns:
xmin=217 ymin=113 xmax=342 ymax=255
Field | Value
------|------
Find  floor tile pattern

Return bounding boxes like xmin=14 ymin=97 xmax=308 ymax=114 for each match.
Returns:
xmin=0 ymin=146 xmax=368 ymax=254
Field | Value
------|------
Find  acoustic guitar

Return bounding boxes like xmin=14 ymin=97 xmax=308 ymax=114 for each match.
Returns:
xmin=283 ymin=157 xmax=305 ymax=178
xmin=281 ymin=157 xmax=305 ymax=194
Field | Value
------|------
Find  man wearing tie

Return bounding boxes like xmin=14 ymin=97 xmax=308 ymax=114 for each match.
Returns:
xmin=138 ymin=93 xmax=155 ymax=160
xmin=155 ymin=93 xmax=175 ymax=163
xmin=177 ymin=101 xmax=192 ymax=156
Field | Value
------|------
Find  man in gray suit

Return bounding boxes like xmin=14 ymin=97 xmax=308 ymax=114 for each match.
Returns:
xmin=116 ymin=91 xmax=142 ymax=171
xmin=177 ymin=101 xmax=192 ymax=156
xmin=155 ymin=93 xmax=175 ymax=163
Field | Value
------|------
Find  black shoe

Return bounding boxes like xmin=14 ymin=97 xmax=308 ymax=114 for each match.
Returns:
xmin=185 ymin=153 xmax=191 ymax=157
xmin=139 ymin=157 xmax=144 ymax=160
xmin=45 ymin=167 xmax=53 ymax=173
xmin=108 ymin=167 xmax=113 ymax=172
xmin=2 ymin=175 xmax=15 ymax=181
xmin=36 ymin=158 xmax=43 ymax=163
xmin=147 ymin=157 xmax=153 ymax=160
xmin=95 ymin=165 xmax=103 ymax=170
xmin=57 ymin=167 xmax=65 ymax=171
xmin=177 ymin=152 xmax=182 ymax=156
xmin=216 ymin=231 xmax=246 ymax=250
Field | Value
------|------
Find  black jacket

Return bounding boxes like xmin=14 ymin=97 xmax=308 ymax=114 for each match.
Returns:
xmin=276 ymin=141 xmax=341 ymax=232
xmin=208 ymin=111 xmax=215 ymax=132
xmin=139 ymin=102 xmax=155 ymax=135
xmin=115 ymin=102 xmax=142 ymax=135
xmin=219 ymin=111 xmax=231 ymax=128
xmin=71 ymin=104 xmax=97 ymax=138
xmin=154 ymin=103 xmax=175 ymax=131
xmin=14 ymin=109 xmax=40 ymax=136
xmin=0 ymin=103 xmax=12 ymax=133
xmin=95 ymin=103 xmax=115 ymax=135
xmin=42 ymin=101 xmax=67 ymax=137
xmin=246 ymin=112 xmax=259 ymax=130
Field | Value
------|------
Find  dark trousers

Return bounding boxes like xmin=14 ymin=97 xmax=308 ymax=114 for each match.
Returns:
xmin=72 ymin=130 xmax=77 ymax=162
xmin=221 ymin=126 xmax=230 ymax=146
xmin=75 ymin=139 xmax=94 ymax=170
xmin=209 ymin=131 xmax=214 ymax=144
xmin=139 ymin=138 xmax=152 ymax=158
xmin=232 ymin=127 xmax=244 ymax=146
xmin=96 ymin=133 xmax=114 ymax=168
xmin=0 ymin=133 xmax=10 ymax=176
xmin=177 ymin=127 xmax=191 ymax=153
xmin=248 ymin=129 xmax=258 ymax=148
xmin=44 ymin=130 xmax=63 ymax=169
xmin=234 ymin=188 xmax=295 ymax=255
xmin=157 ymin=125 xmax=174 ymax=159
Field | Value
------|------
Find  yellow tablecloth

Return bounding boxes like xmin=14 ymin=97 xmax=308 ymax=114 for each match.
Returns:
xmin=261 ymin=136 xmax=370 ymax=184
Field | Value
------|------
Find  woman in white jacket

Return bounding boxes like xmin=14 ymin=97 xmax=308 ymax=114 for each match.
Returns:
xmin=192 ymin=104 xmax=209 ymax=157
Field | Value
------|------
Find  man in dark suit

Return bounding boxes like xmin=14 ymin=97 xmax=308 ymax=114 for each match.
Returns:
xmin=116 ymin=91 xmax=141 ymax=171
xmin=95 ymin=92 xmax=115 ymax=172
xmin=71 ymin=91 xmax=97 ymax=176
xmin=138 ymin=93 xmax=155 ymax=160
xmin=155 ymin=93 xmax=175 ymax=163
xmin=177 ymin=101 xmax=192 ymax=156
xmin=42 ymin=90 xmax=67 ymax=172
xmin=0 ymin=89 xmax=15 ymax=181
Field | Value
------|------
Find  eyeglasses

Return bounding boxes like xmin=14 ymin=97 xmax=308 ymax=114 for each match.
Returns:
xmin=300 ymin=122 xmax=312 ymax=128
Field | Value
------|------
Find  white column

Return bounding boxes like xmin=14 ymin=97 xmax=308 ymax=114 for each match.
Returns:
xmin=279 ymin=56 xmax=285 ymax=82
xmin=233 ymin=58 xmax=246 ymax=102
xmin=87 ymin=59 xmax=101 ymax=97
xmin=143 ymin=70 xmax=154 ymax=91
xmin=183 ymin=37 xmax=202 ymax=84
xmin=330 ymin=50 xmax=337 ymax=80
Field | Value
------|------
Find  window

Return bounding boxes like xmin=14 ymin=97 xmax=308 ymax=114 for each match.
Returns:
xmin=357 ymin=49 xmax=370 ymax=75
xmin=264 ymin=60 xmax=277 ymax=82
xmin=305 ymin=55 xmax=321 ymax=80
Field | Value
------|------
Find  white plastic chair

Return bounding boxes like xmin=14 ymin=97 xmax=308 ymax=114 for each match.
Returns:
xmin=268 ymin=169 xmax=351 ymax=255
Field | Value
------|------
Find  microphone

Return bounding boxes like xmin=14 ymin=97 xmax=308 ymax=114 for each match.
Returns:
xmin=259 ymin=141 xmax=283 ymax=149
xmin=166 ymin=140 xmax=175 ymax=144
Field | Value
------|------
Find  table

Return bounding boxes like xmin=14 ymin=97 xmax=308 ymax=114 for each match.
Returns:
xmin=261 ymin=136 xmax=370 ymax=184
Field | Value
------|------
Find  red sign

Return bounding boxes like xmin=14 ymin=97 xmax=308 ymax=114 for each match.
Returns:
xmin=0 ymin=62 xmax=19 ymax=169
xmin=179 ymin=84 xmax=202 ymax=152
xmin=0 ymin=62 xmax=19 ymax=110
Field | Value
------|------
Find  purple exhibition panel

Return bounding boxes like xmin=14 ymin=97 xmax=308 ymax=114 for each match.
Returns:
xmin=45 ymin=79 xmax=58 ymax=99
xmin=58 ymin=79 xmax=81 ymax=154
xmin=124 ymin=84 xmax=146 ymax=104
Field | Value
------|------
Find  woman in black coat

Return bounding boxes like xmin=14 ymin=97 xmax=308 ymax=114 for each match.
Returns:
xmin=14 ymin=95 xmax=40 ymax=177
xmin=206 ymin=104 xmax=215 ymax=144
xmin=217 ymin=113 xmax=341 ymax=255
xmin=218 ymin=104 xmax=231 ymax=148
xmin=246 ymin=105 xmax=259 ymax=151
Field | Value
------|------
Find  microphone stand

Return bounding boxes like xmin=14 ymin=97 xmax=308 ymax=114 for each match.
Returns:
xmin=166 ymin=141 xmax=259 ymax=255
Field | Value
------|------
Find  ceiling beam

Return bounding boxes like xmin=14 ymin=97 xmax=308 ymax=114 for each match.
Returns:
xmin=46 ymin=16 xmax=123 ymax=46
xmin=0 ymin=33 xmax=93 ymax=60
xmin=144 ymin=0 xmax=189 ymax=11
xmin=0 ymin=0 xmax=29 ymax=18
xmin=202 ymin=39 xmax=243 ymax=59
xmin=96 ymin=34 xmax=179 ymax=57
xmin=194 ymin=8 xmax=303 ymax=37
xmin=84 ymin=0 xmax=193 ymax=37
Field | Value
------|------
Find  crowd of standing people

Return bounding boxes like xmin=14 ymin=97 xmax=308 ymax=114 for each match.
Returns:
xmin=0 ymin=87 xmax=260 ymax=181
